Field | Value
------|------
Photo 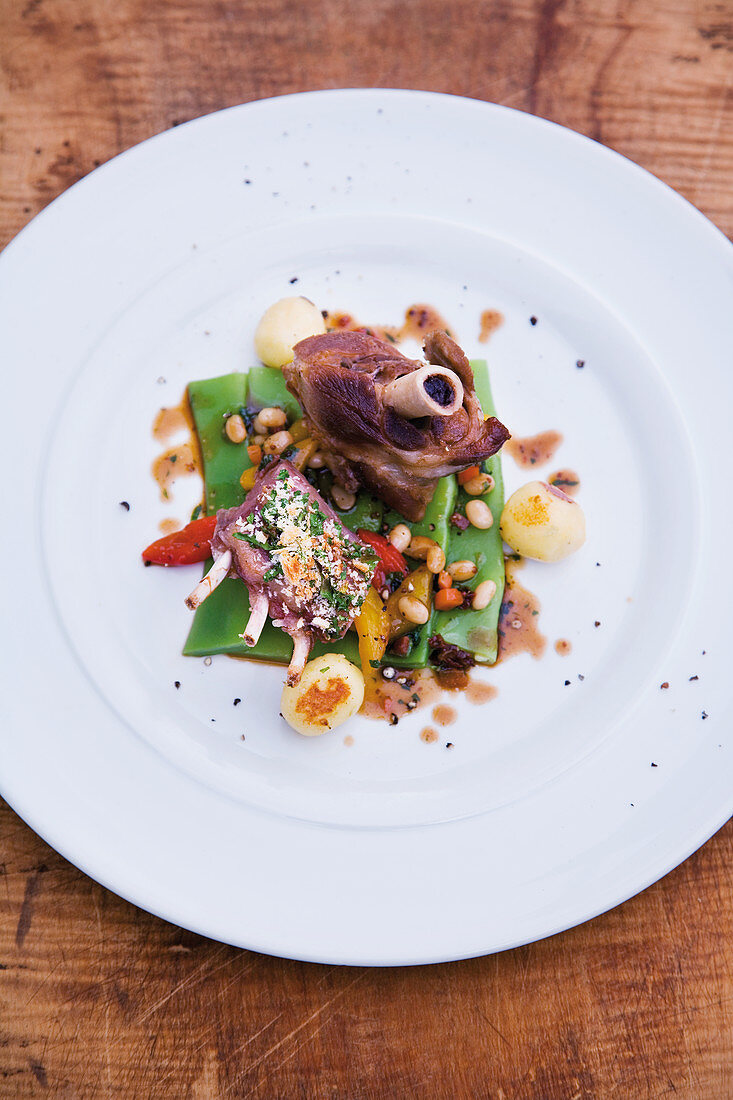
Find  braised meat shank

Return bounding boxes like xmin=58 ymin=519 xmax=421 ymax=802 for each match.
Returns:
xmin=284 ymin=330 xmax=510 ymax=521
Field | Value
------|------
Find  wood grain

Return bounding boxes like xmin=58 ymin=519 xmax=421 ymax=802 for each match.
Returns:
xmin=1 ymin=0 xmax=732 ymax=1096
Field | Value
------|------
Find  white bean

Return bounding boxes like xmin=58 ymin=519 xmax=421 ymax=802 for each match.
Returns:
xmin=224 ymin=414 xmax=246 ymax=443
xmin=263 ymin=430 xmax=294 ymax=455
xmin=388 ymin=524 xmax=412 ymax=552
xmin=463 ymin=473 xmax=495 ymax=496
xmin=257 ymin=406 xmax=287 ymax=430
xmin=426 ymin=545 xmax=446 ymax=574
xmin=331 ymin=484 xmax=356 ymax=510
xmin=405 ymin=535 xmax=438 ymax=560
xmin=398 ymin=596 xmax=430 ymax=625
xmin=472 ymin=579 xmax=497 ymax=610
xmin=448 ymin=559 xmax=477 ymax=582
xmin=465 ymin=500 xmax=494 ymax=529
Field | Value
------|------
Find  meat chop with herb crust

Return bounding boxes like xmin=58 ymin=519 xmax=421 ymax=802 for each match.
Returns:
xmin=211 ymin=460 xmax=377 ymax=684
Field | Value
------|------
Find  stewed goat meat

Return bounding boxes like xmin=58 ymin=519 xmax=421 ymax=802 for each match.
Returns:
xmin=283 ymin=330 xmax=510 ymax=521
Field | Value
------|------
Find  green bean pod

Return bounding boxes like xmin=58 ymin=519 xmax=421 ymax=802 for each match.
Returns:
xmin=247 ymin=365 xmax=302 ymax=423
xmin=184 ymin=368 xmax=376 ymax=662
xmin=382 ymin=475 xmax=457 ymax=668
xmin=187 ymin=372 xmax=251 ymax=513
xmin=184 ymin=359 xmax=505 ymax=669
xmin=431 ymin=360 xmax=506 ymax=664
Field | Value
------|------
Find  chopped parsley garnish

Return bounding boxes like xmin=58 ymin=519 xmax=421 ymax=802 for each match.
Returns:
xmin=233 ymin=467 xmax=376 ymax=638
xmin=309 ymin=511 xmax=325 ymax=536
xmin=238 ymin=406 xmax=257 ymax=432
xmin=233 ymin=530 xmax=269 ymax=549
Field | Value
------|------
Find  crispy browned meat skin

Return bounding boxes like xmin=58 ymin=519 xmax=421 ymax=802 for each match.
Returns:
xmin=284 ymin=330 xmax=510 ymax=520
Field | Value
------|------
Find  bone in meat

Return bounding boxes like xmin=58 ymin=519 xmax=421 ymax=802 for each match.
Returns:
xmin=284 ymin=330 xmax=510 ymax=521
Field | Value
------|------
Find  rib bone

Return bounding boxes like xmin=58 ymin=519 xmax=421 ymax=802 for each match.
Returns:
xmin=240 ymin=590 xmax=269 ymax=647
xmin=286 ymin=631 xmax=312 ymax=686
xmin=185 ymin=551 xmax=232 ymax=610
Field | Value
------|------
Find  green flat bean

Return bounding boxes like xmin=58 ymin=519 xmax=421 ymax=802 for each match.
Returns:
xmin=432 ymin=360 xmax=505 ymax=664
xmin=382 ymin=475 xmax=457 ymax=668
xmin=184 ymin=359 xmax=505 ymax=670
xmin=184 ymin=575 xmax=361 ymax=663
xmin=247 ymin=365 xmax=302 ymax=423
xmin=187 ymin=373 xmax=251 ymax=513
xmin=184 ymin=367 xmax=378 ymax=662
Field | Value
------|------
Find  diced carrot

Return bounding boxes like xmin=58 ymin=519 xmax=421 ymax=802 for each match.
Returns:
xmin=458 ymin=465 xmax=481 ymax=485
xmin=434 ymin=587 xmax=464 ymax=611
xmin=437 ymin=571 xmax=453 ymax=589
xmin=247 ymin=443 xmax=262 ymax=465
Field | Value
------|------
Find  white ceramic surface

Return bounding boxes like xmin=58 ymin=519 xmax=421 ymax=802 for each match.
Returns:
xmin=1 ymin=90 xmax=731 ymax=965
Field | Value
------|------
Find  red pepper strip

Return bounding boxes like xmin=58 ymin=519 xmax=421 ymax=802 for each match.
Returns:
xmin=357 ymin=528 xmax=408 ymax=591
xmin=142 ymin=515 xmax=217 ymax=566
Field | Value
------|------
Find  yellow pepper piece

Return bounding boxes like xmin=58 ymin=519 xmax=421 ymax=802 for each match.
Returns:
xmin=288 ymin=437 xmax=318 ymax=472
xmin=386 ymin=565 xmax=433 ymax=640
xmin=290 ymin=418 xmax=310 ymax=443
xmin=240 ymin=465 xmax=258 ymax=492
xmin=354 ymin=587 xmax=389 ymax=680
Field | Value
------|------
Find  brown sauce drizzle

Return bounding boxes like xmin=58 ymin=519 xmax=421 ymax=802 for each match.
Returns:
xmin=153 ymin=400 xmax=194 ymax=442
xmin=152 ymin=441 xmax=199 ymax=501
xmin=555 ymin=638 xmax=572 ymax=656
xmin=151 ymin=395 xmax=201 ymax=501
xmin=399 ymin=304 xmax=452 ymax=341
xmin=498 ymin=561 xmax=546 ymax=661
xmin=479 ymin=309 xmax=504 ymax=343
xmin=361 ymin=661 xmax=500 ymax=730
xmin=324 ymin=303 xmax=452 ymax=347
xmin=324 ymin=312 xmax=400 ymax=344
xmin=158 ymin=518 xmax=182 ymax=536
xmin=434 ymin=668 xmax=470 ymax=691
xmin=549 ymin=469 xmax=580 ymax=496
xmin=505 ymin=430 xmax=563 ymax=468
xmin=360 ymin=667 xmax=441 ymax=724
xmin=466 ymin=681 xmax=498 ymax=705
xmin=420 ymin=727 xmax=439 ymax=744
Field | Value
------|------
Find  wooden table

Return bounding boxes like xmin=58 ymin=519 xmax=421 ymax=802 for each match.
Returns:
xmin=2 ymin=1 xmax=731 ymax=1095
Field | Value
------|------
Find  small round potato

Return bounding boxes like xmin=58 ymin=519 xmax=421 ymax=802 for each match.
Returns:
xmin=254 ymin=296 xmax=326 ymax=368
xmin=500 ymin=480 xmax=586 ymax=562
xmin=281 ymin=654 xmax=365 ymax=736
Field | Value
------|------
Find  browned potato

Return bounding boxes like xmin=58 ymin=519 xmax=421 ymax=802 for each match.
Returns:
xmin=500 ymin=480 xmax=586 ymax=562
xmin=254 ymin=297 xmax=326 ymax=367
xmin=281 ymin=655 xmax=365 ymax=736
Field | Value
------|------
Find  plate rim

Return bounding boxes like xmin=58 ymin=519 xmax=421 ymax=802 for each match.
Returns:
xmin=1 ymin=87 xmax=732 ymax=966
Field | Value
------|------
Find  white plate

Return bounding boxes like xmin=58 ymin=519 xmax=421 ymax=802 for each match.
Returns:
xmin=1 ymin=90 xmax=731 ymax=965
